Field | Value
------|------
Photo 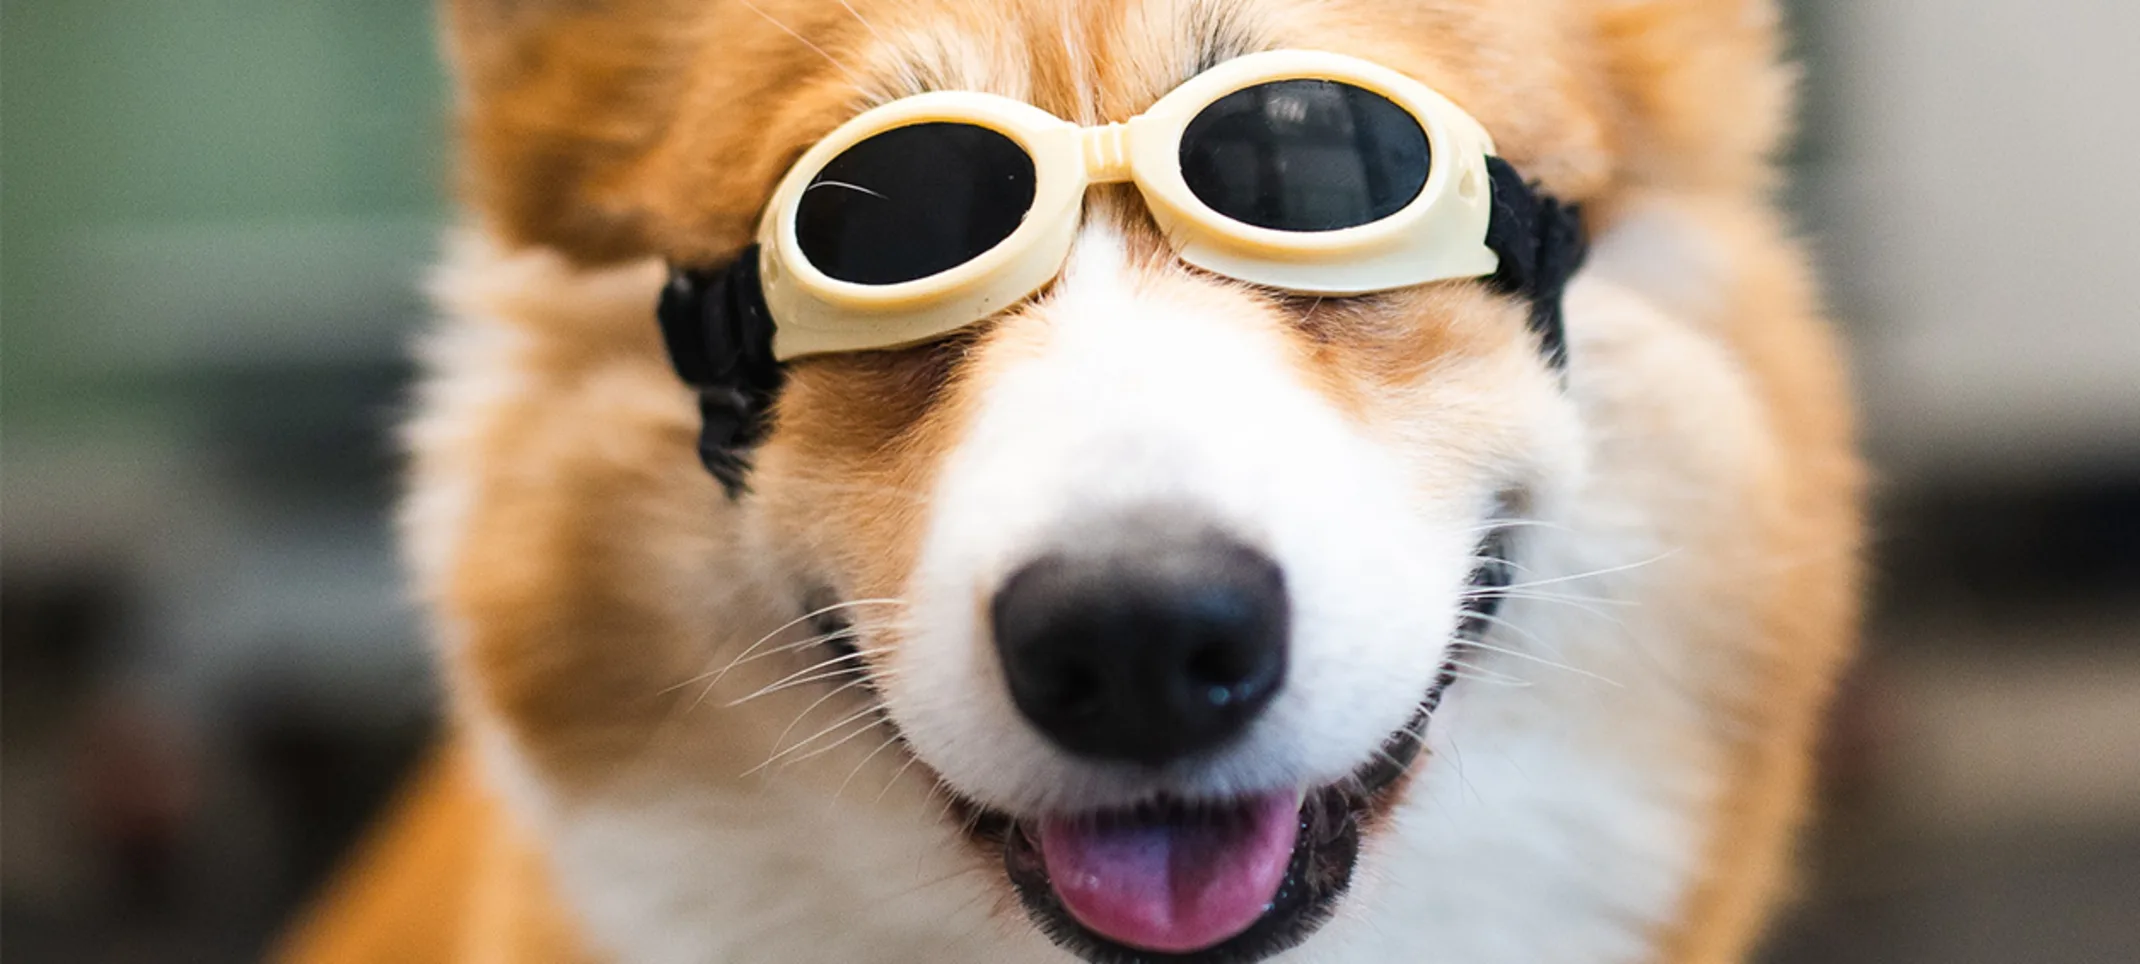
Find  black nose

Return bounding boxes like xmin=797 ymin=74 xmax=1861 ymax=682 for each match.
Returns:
xmin=990 ymin=524 xmax=1288 ymax=765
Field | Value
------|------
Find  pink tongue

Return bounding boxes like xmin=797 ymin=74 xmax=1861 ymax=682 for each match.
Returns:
xmin=1037 ymin=792 xmax=1299 ymax=954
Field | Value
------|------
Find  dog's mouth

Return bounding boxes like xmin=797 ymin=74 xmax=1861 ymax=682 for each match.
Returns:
xmin=974 ymin=695 xmax=1438 ymax=963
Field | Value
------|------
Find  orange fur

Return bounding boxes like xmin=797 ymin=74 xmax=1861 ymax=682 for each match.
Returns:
xmin=275 ymin=746 xmax=593 ymax=964
xmin=286 ymin=1 xmax=1861 ymax=961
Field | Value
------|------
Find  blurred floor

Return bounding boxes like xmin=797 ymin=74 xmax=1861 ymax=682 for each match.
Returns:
xmin=1769 ymin=832 xmax=2140 ymax=964
xmin=1766 ymin=631 xmax=2140 ymax=964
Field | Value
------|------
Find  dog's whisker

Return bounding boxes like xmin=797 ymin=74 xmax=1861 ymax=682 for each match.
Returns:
xmin=803 ymin=179 xmax=888 ymax=199
xmin=831 ymin=0 xmax=889 ymax=46
xmin=1465 ymin=585 xmax=1628 ymax=606
xmin=835 ymin=731 xmax=908 ymax=800
xmin=747 ymin=704 xmax=886 ymax=776
xmin=1494 ymin=550 xmax=1679 ymax=592
xmin=736 ymin=0 xmax=867 ymax=87
xmin=774 ymin=709 xmax=891 ymax=774
xmin=696 ymin=649 xmax=851 ymax=713
xmin=1448 ymin=672 xmax=1535 ymax=688
xmin=1461 ymin=639 xmax=1623 ymax=688
xmin=748 ymin=627 xmax=865 ymax=661
xmin=672 ymin=626 xmax=863 ymax=698
xmin=1497 ymin=598 xmax=1636 ymax=639
xmin=723 ymin=662 xmax=874 ymax=708
xmin=874 ymin=751 xmax=923 ymax=804
xmin=720 ymin=639 xmax=902 ymax=707
xmin=1459 ymin=517 xmax=1576 ymax=536
xmin=1360 ymin=714 xmax=1435 ymax=787
xmin=700 ymin=597 xmax=907 ymax=688
xmin=1446 ymin=736 xmax=1484 ymax=807
xmin=927 ymin=775 xmax=964 ymax=827
xmin=1446 ymin=661 xmax=1534 ymax=687
xmin=1460 ymin=609 xmax=1566 ymax=657
xmin=1366 ymin=743 xmax=1413 ymax=776
xmin=1464 ymin=553 xmax=1537 ymax=577
xmin=780 ymin=709 xmax=896 ymax=770
xmin=1482 ymin=591 xmax=1636 ymax=633
xmin=689 ymin=650 xmax=874 ymax=715
xmin=1478 ymin=590 xmax=1634 ymax=628
xmin=956 ymin=800 xmax=987 ymax=843
xmin=1447 ymin=656 xmax=1530 ymax=680
xmin=709 ymin=626 xmax=884 ymax=684
xmin=763 ymin=674 xmax=876 ymax=756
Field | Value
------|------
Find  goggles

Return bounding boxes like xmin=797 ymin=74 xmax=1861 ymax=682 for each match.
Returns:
xmin=657 ymin=50 xmax=1586 ymax=494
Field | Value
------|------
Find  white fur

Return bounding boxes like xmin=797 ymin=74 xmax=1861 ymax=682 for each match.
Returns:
xmin=474 ymin=722 xmax=1050 ymax=963
xmin=1319 ymin=286 xmax=1759 ymax=962
xmin=893 ymin=226 xmax=1489 ymax=816
xmin=400 ymin=237 xmax=538 ymax=598
xmin=1582 ymin=198 xmax=1735 ymax=325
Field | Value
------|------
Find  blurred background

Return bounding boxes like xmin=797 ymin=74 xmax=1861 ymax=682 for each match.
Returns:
xmin=2 ymin=1 xmax=2135 ymax=962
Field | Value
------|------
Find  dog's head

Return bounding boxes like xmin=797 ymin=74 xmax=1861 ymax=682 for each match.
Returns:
xmin=422 ymin=1 xmax=1795 ymax=960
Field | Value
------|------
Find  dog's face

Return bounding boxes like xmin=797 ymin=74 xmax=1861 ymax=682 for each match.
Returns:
xmin=723 ymin=8 xmax=1586 ymax=957
xmin=754 ymin=217 xmax=1574 ymax=953
xmin=422 ymin=0 xmax=1811 ymax=961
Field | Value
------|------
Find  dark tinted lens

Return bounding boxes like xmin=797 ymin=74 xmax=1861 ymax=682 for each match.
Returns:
xmin=793 ymin=122 xmax=1035 ymax=285
xmin=1179 ymin=79 xmax=1430 ymax=232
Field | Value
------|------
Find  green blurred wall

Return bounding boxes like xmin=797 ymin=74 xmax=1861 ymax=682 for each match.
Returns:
xmin=1 ymin=0 xmax=448 ymax=430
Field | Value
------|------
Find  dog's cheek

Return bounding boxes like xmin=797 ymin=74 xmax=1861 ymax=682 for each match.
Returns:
xmin=1289 ymin=286 xmax=1569 ymax=502
xmin=1287 ymin=286 xmax=1504 ymax=413
xmin=436 ymin=359 xmax=743 ymax=776
xmin=754 ymin=342 xmax=982 ymax=604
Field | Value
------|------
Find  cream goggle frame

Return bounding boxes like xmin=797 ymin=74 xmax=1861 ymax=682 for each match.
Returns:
xmin=656 ymin=49 xmax=1585 ymax=493
xmin=760 ymin=49 xmax=1512 ymax=360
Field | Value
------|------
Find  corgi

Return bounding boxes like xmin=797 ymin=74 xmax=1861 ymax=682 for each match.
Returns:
xmin=282 ymin=1 xmax=1862 ymax=962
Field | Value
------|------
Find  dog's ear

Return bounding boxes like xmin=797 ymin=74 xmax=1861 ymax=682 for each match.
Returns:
xmin=441 ymin=0 xmax=699 ymax=264
xmin=441 ymin=0 xmax=879 ymax=267
xmin=1583 ymin=0 xmax=1797 ymax=195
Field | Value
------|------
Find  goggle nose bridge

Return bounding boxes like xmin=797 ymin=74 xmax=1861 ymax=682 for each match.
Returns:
xmin=1079 ymin=121 xmax=1137 ymax=184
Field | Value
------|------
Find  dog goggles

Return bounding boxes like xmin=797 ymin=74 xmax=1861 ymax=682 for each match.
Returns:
xmin=761 ymin=49 xmax=1511 ymax=360
xmin=657 ymin=50 xmax=1586 ymax=493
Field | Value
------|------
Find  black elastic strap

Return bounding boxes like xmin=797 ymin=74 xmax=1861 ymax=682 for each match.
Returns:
xmin=1482 ymin=157 xmax=1586 ymax=370
xmin=656 ymin=244 xmax=783 ymax=497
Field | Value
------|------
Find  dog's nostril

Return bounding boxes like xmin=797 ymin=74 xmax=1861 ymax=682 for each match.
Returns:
xmin=1184 ymin=649 xmax=1269 ymax=713
xmin=990 ymin=522 xmax=1289 ymax=766
xmin=1185 ymin=637 xmax=1260 ymax=691
xmin=1051 ymin=664 xmax=1104 ymax=717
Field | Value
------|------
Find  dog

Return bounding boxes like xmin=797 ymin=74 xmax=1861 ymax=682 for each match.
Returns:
xmin=282 ymin=1 xmax=1862 ymax=961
